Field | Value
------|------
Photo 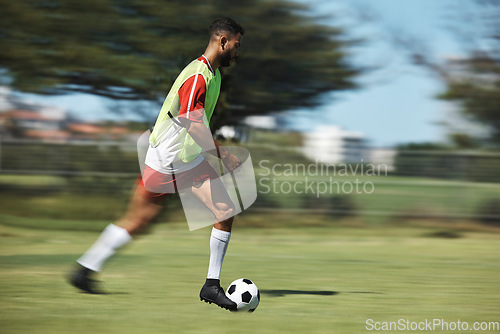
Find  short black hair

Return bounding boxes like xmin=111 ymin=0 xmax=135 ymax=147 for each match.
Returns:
xmin=209 ymin=17 xmax=244 ymax=38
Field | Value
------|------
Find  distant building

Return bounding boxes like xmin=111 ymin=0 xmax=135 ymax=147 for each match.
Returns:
xmin=66 ymin=122 xmax=106 ymax=141
xmin=303 ymin=125 xmax=366 ymax=164
xmin=243 ymin=115 xmax=277 ymax=130
xmin=1 ymin=109 xmax=69 ymax=141
xmin=0 ymin=87 xmax=71 ymax=141
xmin=214 ymin=125 xmax=250 ymax=143
xmin=0 ymin=86 xmax=136 ymax=142
xmin=367 ymin=148 xmax=396 ymax=172
xmin=0 ymin=86 xmax=15 ymax=112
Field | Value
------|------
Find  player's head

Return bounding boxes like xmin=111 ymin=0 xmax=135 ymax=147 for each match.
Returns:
xmin=209 ymin=17 xmax=244 ymax=67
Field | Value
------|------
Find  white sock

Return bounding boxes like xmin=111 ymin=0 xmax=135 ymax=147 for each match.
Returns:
xmin=207 ymin=227 xmax=231 ymax=280
xmin=77 ymin=224 xmax=132 ymax=272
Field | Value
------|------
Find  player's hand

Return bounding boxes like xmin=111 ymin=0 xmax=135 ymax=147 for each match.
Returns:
xmin=222 ymin=153 xmax=242 ymax=172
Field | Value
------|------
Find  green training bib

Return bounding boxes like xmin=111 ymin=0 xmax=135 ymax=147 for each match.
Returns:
xmin=150 ymin=58 xmax=221 ymax=163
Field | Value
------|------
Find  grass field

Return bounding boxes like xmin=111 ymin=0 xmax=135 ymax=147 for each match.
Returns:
xmin=1 ymin=173 xmax=500 ymax=224
xmin=1 ymin=215 xmax=499 ymax=333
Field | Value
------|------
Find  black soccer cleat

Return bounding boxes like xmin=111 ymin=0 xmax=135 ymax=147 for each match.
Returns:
xmin=200 ymin=279 xmax=237 ymax=311
xmin=68 ymin=264 xmax=103 ymax=294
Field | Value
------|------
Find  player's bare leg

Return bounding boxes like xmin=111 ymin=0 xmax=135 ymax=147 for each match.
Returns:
xmin=190 ymin=178 xmax=238 ymax=310
xmin=115 ymin=191 xmax=164 ymax=235
xmin=69 ymin=191 xmax=163 ymax=293
xmin=190 ymin=177 xmax=236 ymax=229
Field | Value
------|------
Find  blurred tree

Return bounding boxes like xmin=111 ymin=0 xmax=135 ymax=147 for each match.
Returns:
xmin=449 ymin=133 xmax=480 ymax=149
xmin=404 ymin=0 xmax=500 ymax=147
xmin=0 ymin=0 xmax=360 ymax=126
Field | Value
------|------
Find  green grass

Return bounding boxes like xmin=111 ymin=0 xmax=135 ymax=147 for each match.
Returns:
xmin=2 ymin=173 xmax=499 ymax=225
xmin=1 ymin=217 xmax=499 ymax=333
xmin=0 ymin=175 xmax=67 ymax=186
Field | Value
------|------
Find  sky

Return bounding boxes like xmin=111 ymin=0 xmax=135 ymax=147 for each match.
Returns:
xmin=19 ymin=0 xmax=464 ymax=147
xmin=286 ymin=0 xmax=463 ymax=147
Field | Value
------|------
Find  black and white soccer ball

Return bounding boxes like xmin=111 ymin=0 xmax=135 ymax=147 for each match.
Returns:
xmin=225 ymin=278 xmax=260 ymax=312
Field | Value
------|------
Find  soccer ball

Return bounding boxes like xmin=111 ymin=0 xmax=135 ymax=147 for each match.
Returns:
xmin=226 ymin=278 xmax=260 ymax=312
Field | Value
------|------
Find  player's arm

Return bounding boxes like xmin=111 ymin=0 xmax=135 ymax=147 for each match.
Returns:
xmin=177 ymin=74 xmax=240 ymax=170
xmin=182 ymin=121 xmax=241 ymax=171
xmin=213 ymin=139 xmax=241 ymax=171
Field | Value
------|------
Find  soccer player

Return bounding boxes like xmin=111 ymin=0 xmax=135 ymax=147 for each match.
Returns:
xmin=69 ymin=17 xmax=244 ymax=311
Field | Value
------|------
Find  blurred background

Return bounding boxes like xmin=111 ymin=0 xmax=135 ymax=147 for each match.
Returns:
xmin=1 ymin=1 xmax=500 ymax=333
xmin=0 ymin=0 xmax=499 ymax=227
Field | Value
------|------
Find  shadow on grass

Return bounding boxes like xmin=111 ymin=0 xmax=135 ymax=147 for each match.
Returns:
xmin=260 ymin=289 xmax=338 ymax=297
xmin=261 ymin=290 xmax=382 ymax=297
xmin=347 ymin=291 xmax=382 ymax=294
xmin=77 ymin=291 xmax=130 ymax=295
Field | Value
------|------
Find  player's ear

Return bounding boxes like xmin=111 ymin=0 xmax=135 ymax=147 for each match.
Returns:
xmin=220 ymin=36 xmax=227 ymax=50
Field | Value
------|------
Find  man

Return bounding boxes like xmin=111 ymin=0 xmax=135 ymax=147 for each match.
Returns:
xmin=69 ymin=17 xmax=244 ymax=311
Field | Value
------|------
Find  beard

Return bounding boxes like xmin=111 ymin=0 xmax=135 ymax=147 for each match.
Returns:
xmin=220 ymin=52 xmax=232 ymax=67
